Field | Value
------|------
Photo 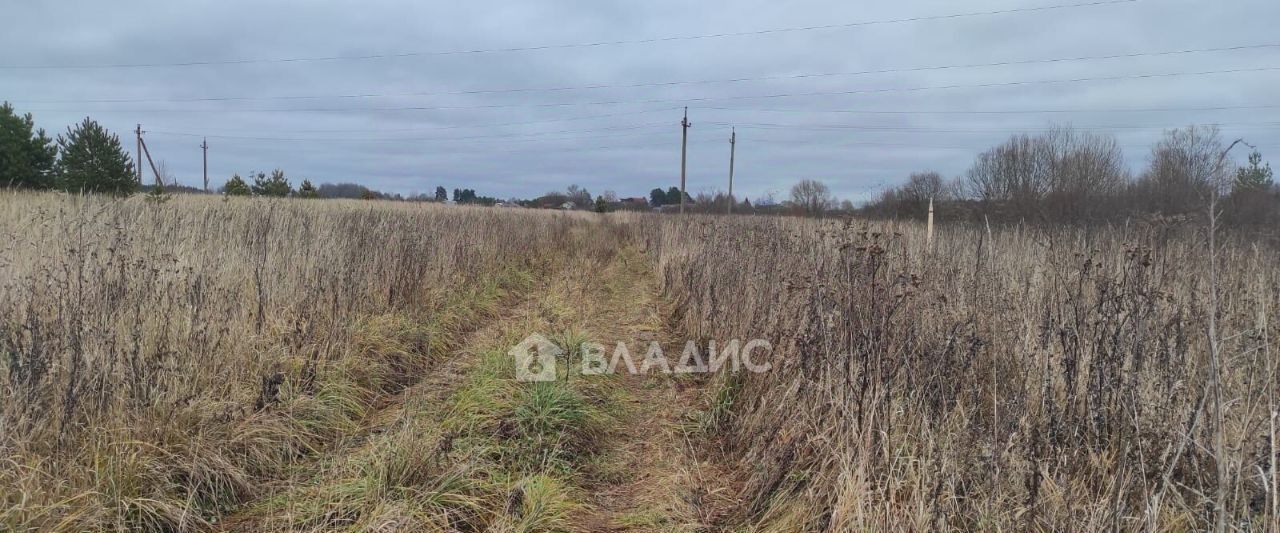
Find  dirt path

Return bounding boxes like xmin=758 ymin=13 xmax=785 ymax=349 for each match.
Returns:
xmin=219 ymin=245 xmax=740 ymax=531
xmin=567 ymin=247 xmax=741 ymax=532
xmin=216 ymin=266 xmax=556 ymax=531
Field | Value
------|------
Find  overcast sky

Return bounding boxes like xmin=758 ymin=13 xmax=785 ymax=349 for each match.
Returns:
xmin=3 ymin=0 xmax=1277 ymax=202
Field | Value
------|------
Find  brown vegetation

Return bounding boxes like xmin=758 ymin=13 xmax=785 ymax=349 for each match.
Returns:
xmin=2 ymin=191 xmax=1276 ymax=531
xmin=0 ymin=193 xmax=595 ymax=530
xmin=656 ymin=214 xmax=1278 ymax=530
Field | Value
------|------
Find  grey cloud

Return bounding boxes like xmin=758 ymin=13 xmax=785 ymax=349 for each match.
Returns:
xmin=2 ymin=0 xmax=1277 ymax=202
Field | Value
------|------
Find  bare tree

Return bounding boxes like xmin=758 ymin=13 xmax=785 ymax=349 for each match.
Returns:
xmin=1139 ymin=125 xmax=1225 ymax=214
xmin=961 ymin=126 xmax=1127 ymax=221
xmin=156 ymin=160 xmax=178 ymax=187
xmin=900 ymin=171 xmax=947 ymax=204
xmin=1043 ymin=126 xmax=1128 ymax=221
xmin=964 ymin=133 xmax=1053 ymax=213
xmin=790 ymin=179 xmax=835 ymax=217
xmin=565 ymin=184 xmax=592 ymax=209
xmin=693 ymin=191 xmax=735 ymax=213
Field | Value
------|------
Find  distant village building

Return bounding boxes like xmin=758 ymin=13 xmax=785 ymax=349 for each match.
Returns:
xmin=618 ymin=197 xmax=650 ymax=210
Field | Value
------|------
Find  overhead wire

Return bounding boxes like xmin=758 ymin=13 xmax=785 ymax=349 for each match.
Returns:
xmin=0 ymin=0 xmax=1138 ymax=70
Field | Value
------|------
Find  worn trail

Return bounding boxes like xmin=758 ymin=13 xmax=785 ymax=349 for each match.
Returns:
xmin=223 ymin=244 xmax=741 ymax=531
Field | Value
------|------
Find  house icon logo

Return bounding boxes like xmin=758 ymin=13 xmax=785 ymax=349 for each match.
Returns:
xmin=510 ymin=333 xmax=561 ymax=382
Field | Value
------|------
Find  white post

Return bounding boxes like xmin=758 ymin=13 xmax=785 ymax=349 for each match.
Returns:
xmin=926 ymin=197 xmax=935 ymax=251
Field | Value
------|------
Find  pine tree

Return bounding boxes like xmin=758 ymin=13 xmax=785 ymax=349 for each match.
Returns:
xmin=1234 ymin=150 xmax=1274 ymax=192
xmin=649 ymin=187 xmax=666 ymax=207
xmin=251 ymin=169 xmax=292 ymax=197
xmin=0 ymin=102 xmax=56 ymax=189
xmin=434 ymin=186 xmax=447 ymax=202
xmin=298 ymin=179 xmax=319 ymax=198
xmin=666 ymin=186 xmax=682 ymax=205
xmin=223 ymin=173 xmax=251 ymax=196
xmin=56 ymin=117 xmax=135 ymax=194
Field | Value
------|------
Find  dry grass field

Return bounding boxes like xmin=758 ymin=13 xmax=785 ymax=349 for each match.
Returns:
xmin=1 ymin=192 xmax=1277 ymax=531
xmin=656 ymin=216 xmax=1279 ymax=531
xmin=0 ymin=193 xmax=618 ymax=530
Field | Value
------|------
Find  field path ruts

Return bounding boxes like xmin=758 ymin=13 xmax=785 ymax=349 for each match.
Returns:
xmin=218 ymin=243 xmax=742 ymax=531
xmin=567 ymin=247 xmax=742 ymax=532
xmin=214 ymin=263 xmax=560 ymax=531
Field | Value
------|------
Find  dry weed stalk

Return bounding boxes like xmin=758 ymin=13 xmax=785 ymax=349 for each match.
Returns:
xmin=656 ymin=213 xmax=1278 ymax=531
xmin=0 ymin=192 xmax=595 ymax=530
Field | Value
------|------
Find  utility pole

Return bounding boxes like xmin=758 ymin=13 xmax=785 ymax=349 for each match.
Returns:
xmin=727 ymin=128 xmax=736 ymax=215
xmin=201 ymin=138 xmax=209 ymax=192
xmin=135 ymin=124 xmax=143 ymax=184
xmin=138 ymin=135 xmax=162 ymax=187
xmin=679 ymin=107 xmax=691 ymax=214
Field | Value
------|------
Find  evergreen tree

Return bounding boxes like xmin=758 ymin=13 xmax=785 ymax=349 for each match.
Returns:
xmin=298 ymin=179 xmax=319 ymax=198
xmin=453 ymin=188 xmax=477 ymax=203
xmin=145 ymin=180 xmax=170 ymax=203
xmin=56 ymin=117 xmax=135 ymax=194
xmin=1235 ymin=150 xmax=1274 ymax=192
xmin=649 ymin=187 xmax=666 ymax=207
xmin=665 ymin=186 xmax=682 ymax=205
xmin=434 ymin=186 xmax=448 ymax=202
xmin=251 ymin=169 xmax=292 ymax=197
xmin=223 ymin=173 xmax=251 ymax=196
xmin=0 ymin=102 xmax=56 ymax=189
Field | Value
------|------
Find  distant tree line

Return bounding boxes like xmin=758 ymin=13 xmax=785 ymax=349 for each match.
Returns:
xmin=862 ymin=124 xmax=1276 ymax=229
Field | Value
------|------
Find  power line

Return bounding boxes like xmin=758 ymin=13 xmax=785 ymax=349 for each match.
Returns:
xmin=706 ymin=120 xmax=1280 ymax=133
xmin=29 ymin=65 xmax=1280 ymax=114
xmin=120 ymin=103 xmax=1280 ymax=138
xmin=171 ymin=107 xmax=681 ymax=134
xmin=146 ymin=121 xmax=690 ymax=143
xmin=22 ymin=42 xmax=1276 ymax=105
xmin=700 ymin=104 xmax=1280 ymax=115
xmin=1 ymin=0 xmax=1137 ymax=70
xmin=141 ymin=118 xmax=1277 ymax=146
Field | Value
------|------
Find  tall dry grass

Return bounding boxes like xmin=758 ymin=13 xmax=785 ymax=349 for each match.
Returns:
xmin=656 ymin=215 xmax=1278 ymax=531
xmin=5 ymin=191 xmax=1276 ymax=531
xmin=0 ymin=192 xmax=597 ymax=530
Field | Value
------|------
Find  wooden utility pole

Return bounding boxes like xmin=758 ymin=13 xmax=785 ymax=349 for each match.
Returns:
xmin=138 ymin=135 xmax=162 ymax=186
xmin=679 ymin=107 xmax=691 ymax=214
xmin=135 ymin=124 xmax=143 ymax=184
xmin=201 ymin=138 xmax=209 ymax=192
xmin=727 ymin=128 xmax=736 ymax=215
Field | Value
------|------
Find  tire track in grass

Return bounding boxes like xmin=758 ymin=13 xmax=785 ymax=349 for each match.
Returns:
xmin=220 ymin=246 xmax=614 ymax=531
xmin=213 ymin=263 xmax=550 ymax=531
xmin=565 ymin=246 xmax=743 ymax=532
xmin=223 ymin=244 xmax=742 ymax=531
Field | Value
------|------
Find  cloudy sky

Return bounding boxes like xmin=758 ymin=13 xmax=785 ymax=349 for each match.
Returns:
xmin=3 ymin=0 xmax=1277 ymax=202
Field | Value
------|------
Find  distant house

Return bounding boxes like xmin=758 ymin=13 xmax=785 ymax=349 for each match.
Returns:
xmin=560 ymin=202 xmax=576 ymax=210
xmin=657 ymin=198 xmax=695 ymax=213
xmin=618 ymin=197 xmax=650 ymax=210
